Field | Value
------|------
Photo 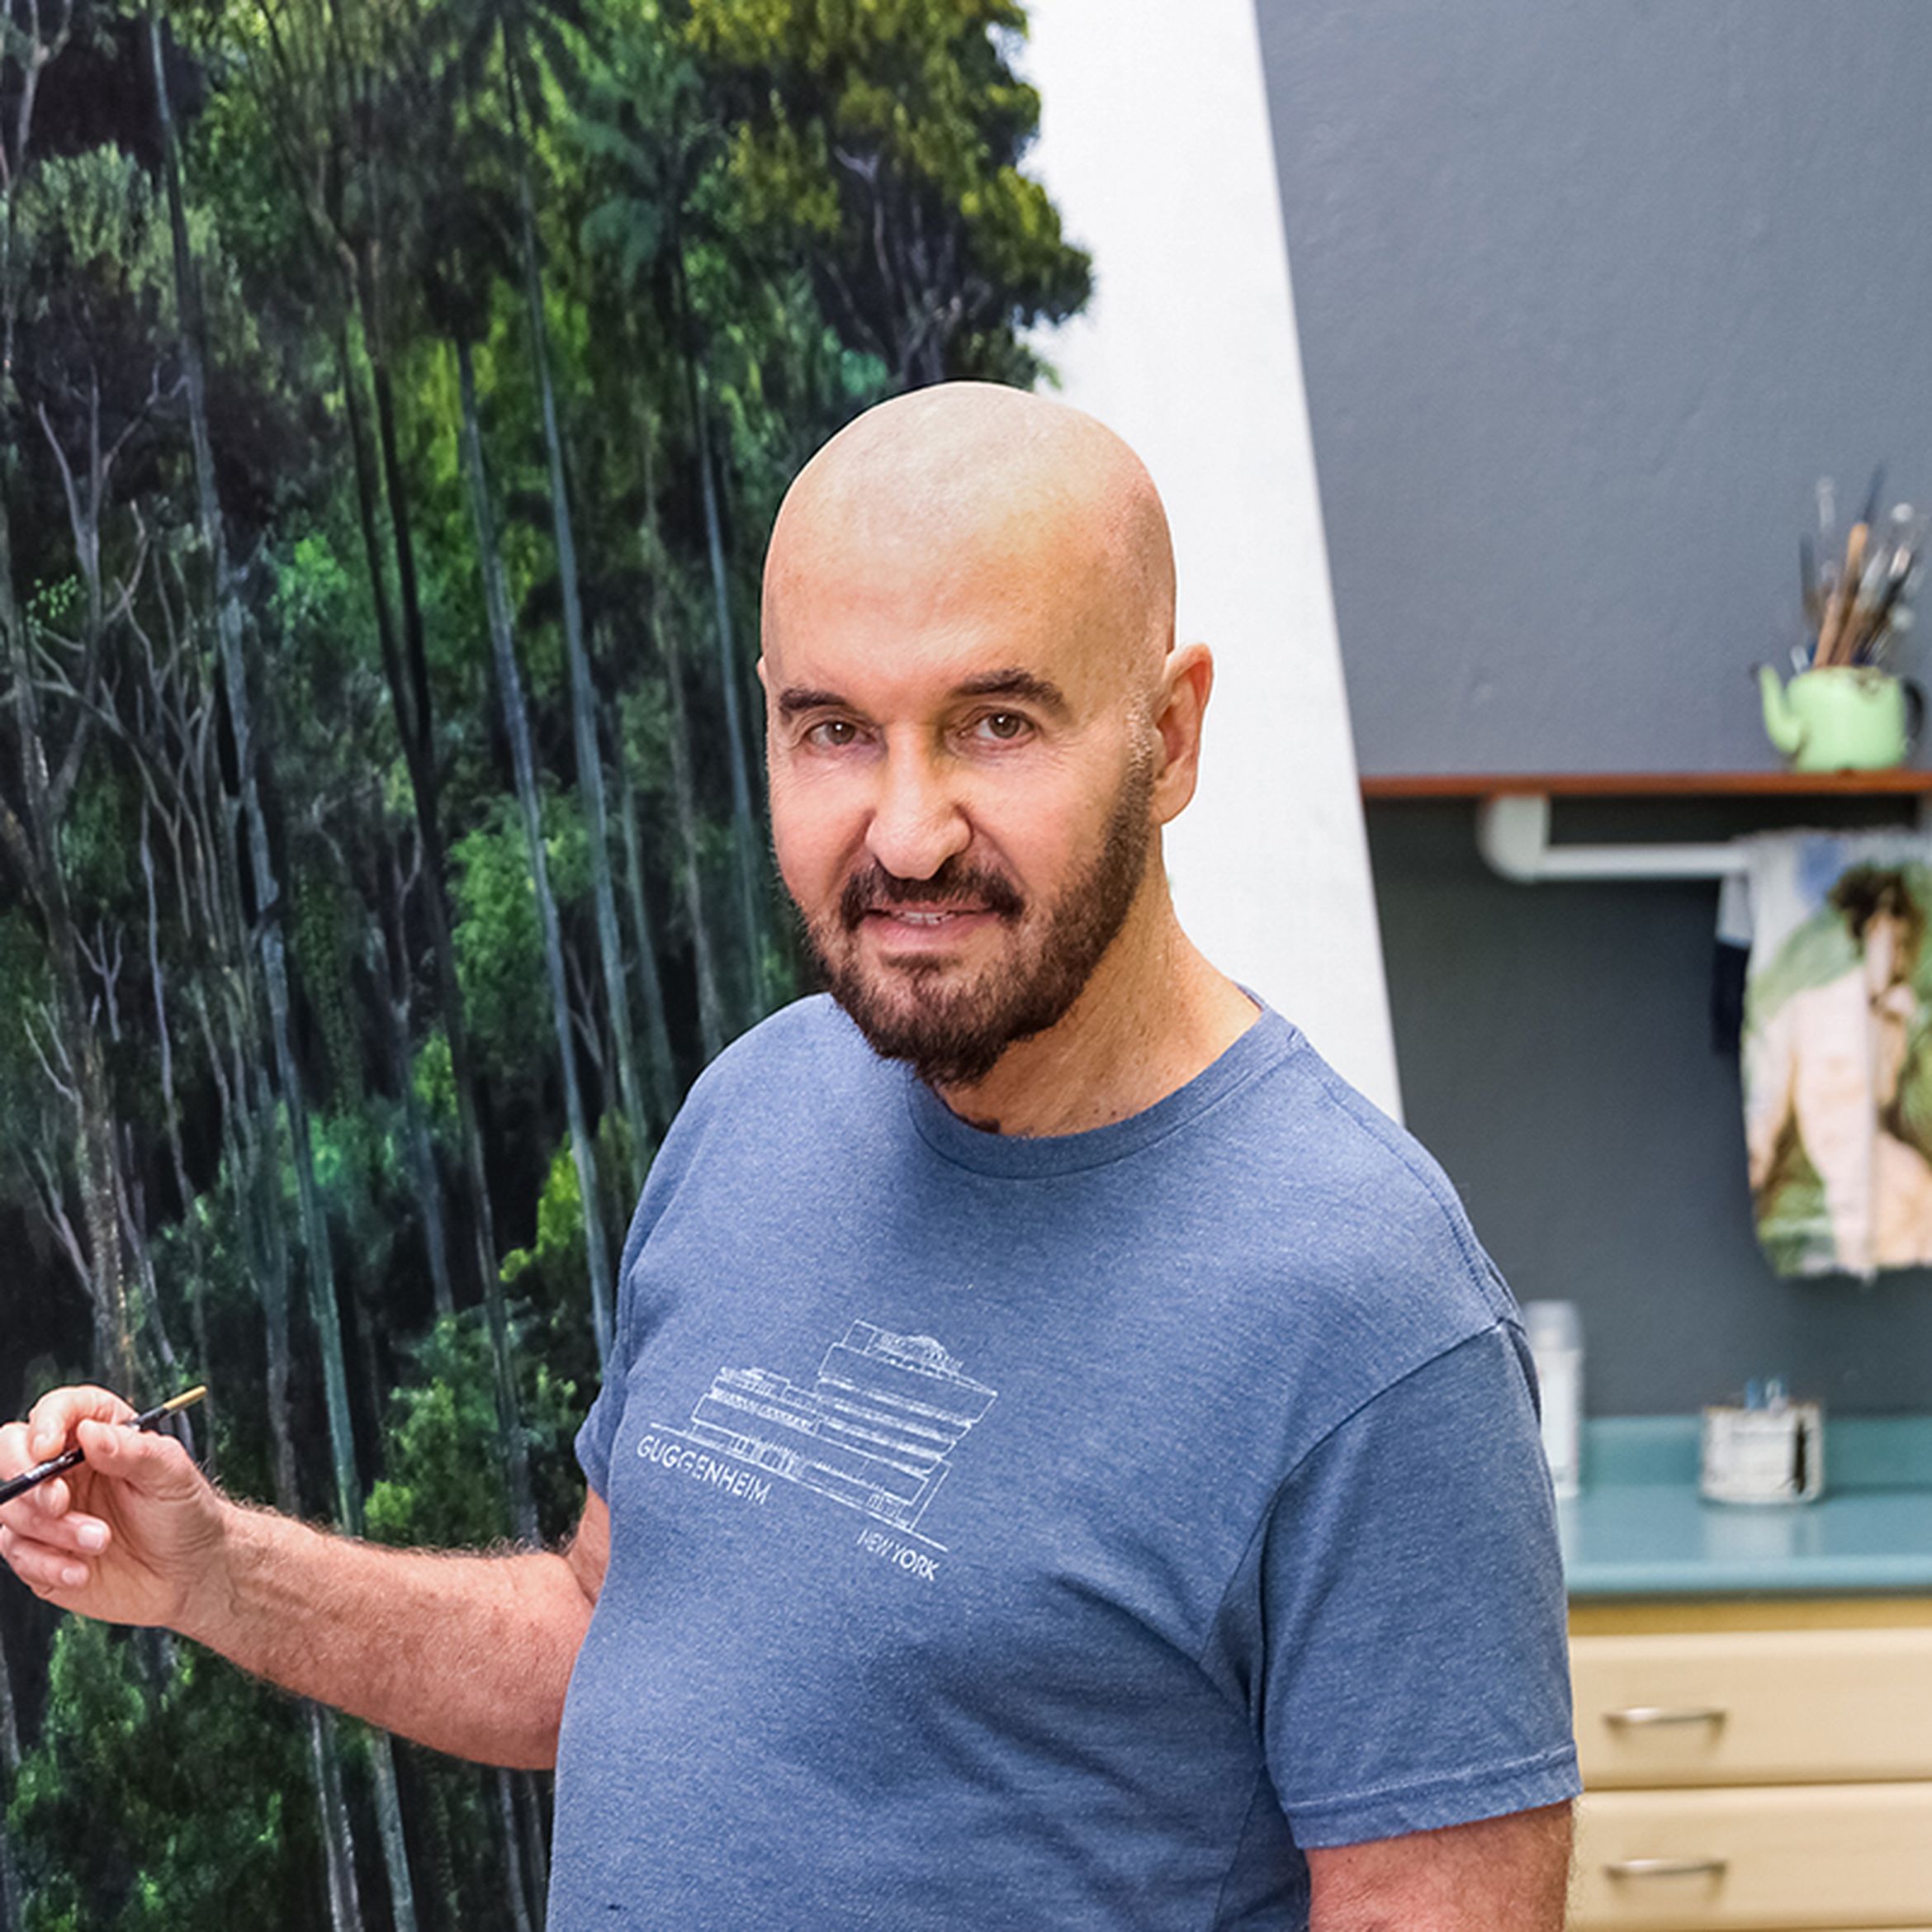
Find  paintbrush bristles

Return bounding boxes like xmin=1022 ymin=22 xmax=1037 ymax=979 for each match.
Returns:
xmin=159 ymin=1385 xmax=207 ymax=1415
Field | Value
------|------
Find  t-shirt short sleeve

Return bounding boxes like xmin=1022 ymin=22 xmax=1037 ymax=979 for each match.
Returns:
xmin=575 ymin=1188 xmax=663 ymax=1499
xmin=1224 ymin=1320 xmax=1581 ymax=1848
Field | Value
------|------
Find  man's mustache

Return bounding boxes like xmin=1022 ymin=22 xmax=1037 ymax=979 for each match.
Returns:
xmin=839 ymin=860 xmax=1025 ymax=931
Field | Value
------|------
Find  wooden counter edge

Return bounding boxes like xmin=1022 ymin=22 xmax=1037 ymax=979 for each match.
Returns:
xmin=1570 ymin=1594 xmax=1932 ymax=1636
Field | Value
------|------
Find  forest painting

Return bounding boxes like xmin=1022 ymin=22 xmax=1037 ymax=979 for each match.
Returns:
xmin=0 ymin=0 xmax=1089 ymax=1921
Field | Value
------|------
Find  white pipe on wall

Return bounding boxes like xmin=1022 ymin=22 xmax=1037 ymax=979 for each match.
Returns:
xmin=1475 ymin=795 xmax=1750 ymax=883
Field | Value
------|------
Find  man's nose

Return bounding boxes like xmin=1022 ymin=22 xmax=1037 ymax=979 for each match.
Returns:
xmin=864 ymin=744 xmax=971 ymax=882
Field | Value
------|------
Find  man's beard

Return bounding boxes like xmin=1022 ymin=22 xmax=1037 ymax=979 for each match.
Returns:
xmin=802 ymin=754 xmax=1158 ymax=1090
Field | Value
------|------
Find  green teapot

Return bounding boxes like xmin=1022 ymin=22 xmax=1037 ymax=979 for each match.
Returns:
xmin=1758 ymin=664 xmax=1923 ymax=772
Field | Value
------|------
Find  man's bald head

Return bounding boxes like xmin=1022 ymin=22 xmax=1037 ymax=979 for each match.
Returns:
xmin=763 ymin=383 xmax=1176 ymax=697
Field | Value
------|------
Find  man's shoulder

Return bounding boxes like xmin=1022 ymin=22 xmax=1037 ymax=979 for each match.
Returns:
xmin=652 ymin=994 xmax=888 ymax=1167
xmin=615 ymin=997 xmax=884 ymax=1263
xmin=1197 ymin=1021 xmax=1520 ymax=1353
xmin=684 ymin=992 xmax=874 ymax=1100
xmin=1233 ymin=1025 xmax=1499 ymax=1257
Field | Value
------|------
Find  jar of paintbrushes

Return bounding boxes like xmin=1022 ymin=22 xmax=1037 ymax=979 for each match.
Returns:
xmin=1759 ymin=469 xmax=1926 ymax=772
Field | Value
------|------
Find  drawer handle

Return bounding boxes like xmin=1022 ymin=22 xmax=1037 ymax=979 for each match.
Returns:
xmin=1601 ymin=1705 xmax=1726 ymax=1728
xmin=1605 ymin=1858 xmax=1729 ymax=1881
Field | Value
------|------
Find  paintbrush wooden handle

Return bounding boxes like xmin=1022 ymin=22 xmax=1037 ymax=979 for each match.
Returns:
xmin=1819 ymin=522 xmax=1871 ymax=665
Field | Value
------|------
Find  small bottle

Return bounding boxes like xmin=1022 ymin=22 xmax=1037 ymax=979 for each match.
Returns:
xmin=1522 ymin=1300 xmax=1584 ymax=1500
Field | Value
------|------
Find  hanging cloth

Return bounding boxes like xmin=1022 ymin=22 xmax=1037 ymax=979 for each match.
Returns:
xmin=1739 ymin=831 xmax=1932 ymax=1278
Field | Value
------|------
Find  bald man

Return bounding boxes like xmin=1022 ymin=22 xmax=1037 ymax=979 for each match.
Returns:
xmin=2 ymin=386 xmax=1578 ymax=1930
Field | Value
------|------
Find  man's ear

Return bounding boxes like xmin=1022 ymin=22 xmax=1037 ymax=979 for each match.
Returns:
xmin=1151 ymin=642 xmax=1214 ymax=826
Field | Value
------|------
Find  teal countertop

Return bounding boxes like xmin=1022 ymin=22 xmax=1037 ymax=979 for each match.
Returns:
xmin=1562 ymin=1416 xmax=1932 ymax=1598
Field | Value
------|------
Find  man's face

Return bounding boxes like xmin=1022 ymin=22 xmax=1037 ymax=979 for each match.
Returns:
xmin=762 ymin=519 xmax=1162 ymax=1089
xmin=1864 ymin=908 xmax=1914 ymax=995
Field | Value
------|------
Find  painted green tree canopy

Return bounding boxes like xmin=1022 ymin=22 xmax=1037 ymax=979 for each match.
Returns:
xmin=0 ymin=0 xmax=1088 ymax=1922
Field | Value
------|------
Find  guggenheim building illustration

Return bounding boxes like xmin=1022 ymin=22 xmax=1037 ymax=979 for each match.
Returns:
xmin=683 ymin=1320 xmax=997 ymax=1535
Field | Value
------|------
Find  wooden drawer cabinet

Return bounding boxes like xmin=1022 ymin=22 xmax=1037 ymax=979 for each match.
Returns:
xmin=1572 ymin=1629 xmax=1932 ymax=1787
xmin=1568 ymin=1600 xmax=1932 ymax=1931
xmin=1571 ymin=1785 xmax=1932 ymax=1929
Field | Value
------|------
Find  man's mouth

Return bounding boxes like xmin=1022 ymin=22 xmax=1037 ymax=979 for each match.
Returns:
xmin=840 ymin=862 xmax=1024 ymax=935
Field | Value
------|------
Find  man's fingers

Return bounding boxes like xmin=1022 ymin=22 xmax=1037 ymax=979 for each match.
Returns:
xmin=0 ymin=1422 xmax=66 ymax=1528
xmin=0 ymin=1417 xmax=111 ymax=1556
xmin=26 ymin=1385 xmax=134 ymax=1461
xmin=73 ymin=1418 xmax=201 ymax=1499
xmin=0 ymin=1498 xmax=107 ymax=1555
xmin=0 ymin=1523 xmax=91 ymax=1596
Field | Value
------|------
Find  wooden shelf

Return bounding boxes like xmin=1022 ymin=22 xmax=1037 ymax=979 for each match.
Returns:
xmin=1362 ymin=769 xmax=1932 ymax=800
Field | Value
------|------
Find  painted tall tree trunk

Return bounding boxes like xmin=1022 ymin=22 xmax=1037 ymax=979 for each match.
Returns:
xmin=495 ymin=1769 xmax=537 ymax=1932
xmin=147 ymin=21 xmax=417 ymax=1924
xmin=241 ymin=1039 xmax=366 ymax=1932
xmin=346 ymin=329 xmax=540 ymax=1526
xmin=505 ymin=48 xmax=651 ymax=1172
xmin=0 ymin=406 xmax=132 ymax=1387
xmin=691 ymin=363 xmax=765 ymax=1023
xmin=372 ymin=845 xmax=454 ymax=1318
xmin=238 ymin=533 xmax=424 ymax=1932
xmin=614 ymin=744 xmax=677 ymax=1120
xmin=0 ymin=1626 xmax=22 ymax=1932
xmin=514 ymin=1766 xmax=551 ymax=1924
xmin=252 ymin=627 xmax=423 ymax=1932
xmin=661 ymin=637 xmax=726 ymax=1063
xmin=141 ymin=816 xmax=214 ymax=1423
xmin=0 ymin=549 xmax=132 ymax=1385
xmin=638 ymin=414 xmax=725 ymax=1061
xmin=204 ymin=987 xmax=365 ymax=1932
xmin=337 ymin=312 xmax=508 ymax=1359
xmin=457 ymin=337 xmax=614 ymax=1366
xmin=0 ymin=0 xmax=123 ymax=1380
xmin=675 ymin=258 xmax=766 ymax=1025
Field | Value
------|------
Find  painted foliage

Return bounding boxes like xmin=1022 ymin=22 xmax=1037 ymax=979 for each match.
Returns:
xmin=0 ymin=1 xmax=1088 ymax=1923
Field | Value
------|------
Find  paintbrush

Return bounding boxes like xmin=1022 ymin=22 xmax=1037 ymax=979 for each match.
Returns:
xmin=1821 ymin=465 xmax=1892 ymax=666
xmin=1858 ymin=518 xmax=1917 ymax=655
xmin=0 ymin=1386 xmax=206 ymax=1507
xmin=1819 ymin=514 xmax=1874 ymax=666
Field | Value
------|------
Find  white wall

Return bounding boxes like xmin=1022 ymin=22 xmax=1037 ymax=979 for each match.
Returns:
xmin=1019 ymin=0 xmax=1401 ymax=1117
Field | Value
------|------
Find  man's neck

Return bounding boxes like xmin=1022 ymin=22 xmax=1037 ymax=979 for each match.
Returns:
xmin=932 ymin=886 xmax=1260 ymax=1138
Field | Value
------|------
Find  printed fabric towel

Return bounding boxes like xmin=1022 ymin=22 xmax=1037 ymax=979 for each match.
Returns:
xmin=1738 ymin=831 xmax=1932 ymax=1278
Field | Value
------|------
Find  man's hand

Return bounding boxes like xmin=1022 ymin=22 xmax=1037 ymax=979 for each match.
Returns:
xmin=1307 ymin=1802 xmax=1574 ymax=1931
xmin=0 ymin=1385 xmax=229 ymax=1631
xmin=2 ymin=1381 xmax=608 ymax=1769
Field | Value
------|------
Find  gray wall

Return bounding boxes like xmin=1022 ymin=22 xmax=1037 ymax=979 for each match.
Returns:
xmin=1257 ymin=1 xmax=1932 ymax=1412
xmin=1259 ymin=0 xmax=1932 ymax=776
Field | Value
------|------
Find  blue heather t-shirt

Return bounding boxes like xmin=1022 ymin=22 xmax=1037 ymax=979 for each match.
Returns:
xmin=552 ymin=998 xmax=1579 ymax=1930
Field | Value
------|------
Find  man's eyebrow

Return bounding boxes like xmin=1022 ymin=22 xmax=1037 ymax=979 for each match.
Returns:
xmin=774 ymin=670 xmax=1070 ymax=718
xmin=774 ymin=686 xmax=850 ymax=717
xmin=952 ymin=670 xmax=1069 ymax=716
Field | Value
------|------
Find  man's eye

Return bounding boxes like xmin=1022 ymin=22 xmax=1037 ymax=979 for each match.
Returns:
xmin=806 ymin=718 xmax=861 ymax=748
xmin=972 ymin=712 xmax=1030 ymax=743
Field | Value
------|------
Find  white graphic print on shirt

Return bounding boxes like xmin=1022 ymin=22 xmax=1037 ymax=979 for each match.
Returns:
xmin=636 ymin=1319 xmax=997 ymax=1551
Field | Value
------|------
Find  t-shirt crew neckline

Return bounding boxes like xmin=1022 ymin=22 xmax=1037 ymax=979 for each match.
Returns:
xmin=900 ymin=1002 xmax=1296 ymax=1178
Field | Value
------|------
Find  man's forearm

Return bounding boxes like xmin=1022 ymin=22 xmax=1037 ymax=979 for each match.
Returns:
xmin=1307 ymin=1803 xmax=1574 ymax=1932
xmin=183 ymin=1503 xmax=594 ymax=1769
